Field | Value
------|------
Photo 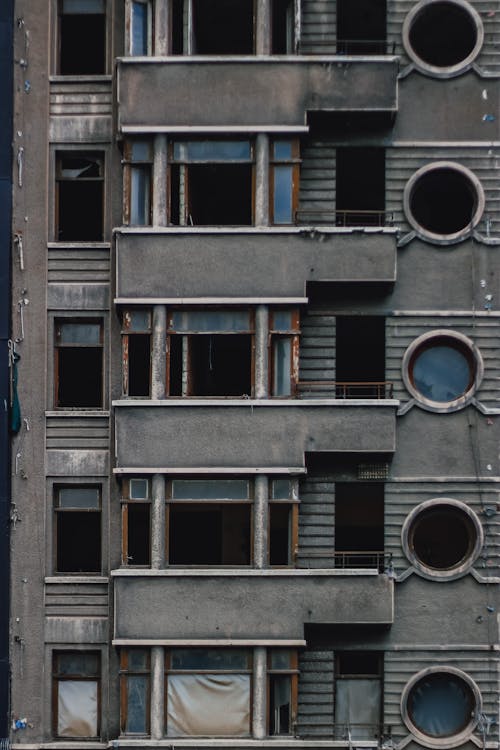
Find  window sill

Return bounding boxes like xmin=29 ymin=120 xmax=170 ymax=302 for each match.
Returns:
xmin=114 ymin=225 xmax=399 ymax=236
xmin=112 ymin=398 xmax=399 ymax=408
xmin=46 ymin=410 xmax=110 ymax=417
xmin=110 ymin=568 xmax=381 ymax=577
xmin=47 ymin=242 xmax=111 ymax=249
xmin=50 ymin=75 xmax=112 ymax=82
xmin=45 ymin=576 xmax=109 ymax=584
xmin=107 ymin=740 xmax=380 ymax=748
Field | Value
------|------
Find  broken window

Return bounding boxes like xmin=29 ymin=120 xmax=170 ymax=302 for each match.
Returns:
xmin=58 ymin=0 xmax=106 ymax=75
xmin=55 ymin=320 xmax=104 ymax=408
xmin=334 ymin=652 xmax=382 ymax=740
xmin=166 ymin=649 xmax=252 ymax=737
xmin=268 ymin=650 xmax=298 ymax=735
xmin=120 ymin=649 xmax=151 ymax=735
xmin=56 ymin=152 xmax=104 ymax=241
xmin=334 ymin=483 xmax=384 ymax=569
xmin=121 ymin=478 xmax=151 ymax=566
xmin=336 ymin=0 xmax=387 ymax=55
xmin=335 ymin=316 xmax=386 ymax=398
xmin=54 ymin=486 xmax=101 ymax=573
xmin=128 ymin=0 xmax=152 ymax=55
xmin=53 ymin=652 xmax=101 ymax=738
xmin=270 ymin=140 xmax=300 ymax=225
xmin=269 ymin=478 xmax=298 ymax=566
xmin=123 ymin=142 xmax=152 ymax=226
xmin=335 ymin=148 xmax=386 ymax=227
xmin=122 ymin=310 xmax=152 ymax=397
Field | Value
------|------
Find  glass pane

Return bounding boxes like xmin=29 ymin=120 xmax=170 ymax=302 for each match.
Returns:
xmin=273 ymin=338 xmax=292 ymax=396
xmin=57 ymin=652 xmax=100 ymax=676
xmin=172 ymin=479 xmax=249 ymax=500
xmin=167 ymin=674 xmax=250 ymax=736
xmin=173 ymin=141 xmax=251 ymax=162
xmin=274 ymin=141 xmax=293 ymax=160
xmin=170 ymin=649 xmax=249 ymax=670
xmin=131 ymin=141 xmax=152 ymax=161
xmin=408 ymin=675 xmax=473 ymax=737
xmin=126 ymin=675 xmax=148 ymax=733
xmin=170 ymin=310 xmax=251 ymax=332
xmin=272 ymin=311 xmax=293 ymax=331
xmin=273 ymin=165 xmax=293 ymax=224
xmin=58 ymin=680 xmax=98 ymax=737
xmin=270 ymin=649 xmax=292 ymax=669
xmin=412 ymin=344 xmax=472 ymax=402
xmin=59 ymin=155 xmax=102 ymax=179
xmin=129 ymin=478 xmax=149 ymax=499
xmin=124 ymin=310 xmax=151 ymax=332
xmin=130 ymin=167 xmax=150 ymax=225
xmin=131 ymin=2 xmax=148 ymax=56
xmin=272 ymin=479 xmax=291 ymax=499
xmin=128 ymin=649 xmax=149 ymax=671
xmin=58 ymin=323 xmax=101 ymax=345
xmin=63 ymin=0 xmax=105 ymax=14
xmin=58 ymin=487 xmax=100 ymax=509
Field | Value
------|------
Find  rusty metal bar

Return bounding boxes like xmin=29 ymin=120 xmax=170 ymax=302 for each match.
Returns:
xmin=297 ymin=381 xmax=394 ymax=399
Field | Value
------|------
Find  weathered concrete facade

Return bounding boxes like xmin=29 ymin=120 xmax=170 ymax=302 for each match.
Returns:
xmin=8 ymin=2 xmax=500 ymax=750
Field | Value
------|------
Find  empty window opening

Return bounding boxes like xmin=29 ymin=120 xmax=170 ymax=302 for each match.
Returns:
xmin=126 ymin=503 xmax=151 ymax=566
xmin=409 ymin=505 xmax=477 ymax=571
xmin=337 ymin=0 xmax=387 ymax=54
xmin=191 ymin=0 xmax=254 ymax=54
xmin=171 ymin=0 xmax=184 ymax=54
xmin=55 ymin=321 xmax=103 ymax=408
xmin=335 ymin=317 xmax=385 ymax=398
xmin=188 ymin=334 xmax=252 ymax=396
xmin=124 ymin=141 xmax=152 ymax=225
xmin=272 ymin=0 xmax=295 ymax=53
xmin=335 ymin=483 xmax=384 ymax=569
xmin=122 ymin=310 xmax=152 ymax=397
xmin=336 ymin=148 xmax=385 ymax=226
xmin=120 ymin=650 xmax=151 ymax=735
xmin=56 ymin=152 xmax=104 ymax=241
xmin=408 ymin=167 xmax=478 ymax=236
xmin=188 ymin=165 xmax=253 ymax=225
xmin=335 ymin=652 xmax=382 ymax=740
xmin=53 ymin=652 xmax=101 ymax=738
xmin=408 ymin=2 xmax=479 ymax=69
xmin=269 ymin=505 xmax=293 ymax=565
xmin=268 ymin=650 xmax=298 ymax=736
xmin=55 ymin=486 xmax=101 ymax=573
xmin=169 ymin=504 xmax=251 ymax=565
xmin=406 ymin=671 xmax=476 ymax=739
xmin=59 ymin=0 xmax=106 ymax=75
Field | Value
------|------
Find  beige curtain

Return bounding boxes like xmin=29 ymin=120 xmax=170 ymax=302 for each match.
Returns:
xmin=167 ymin=674 xmax=250 ymax=736
xmin=58 ymin=680 xmax=98 ymax=737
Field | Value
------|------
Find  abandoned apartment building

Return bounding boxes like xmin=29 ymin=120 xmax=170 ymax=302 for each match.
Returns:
xmin=3 ymin=1 xmax=500 ymax=750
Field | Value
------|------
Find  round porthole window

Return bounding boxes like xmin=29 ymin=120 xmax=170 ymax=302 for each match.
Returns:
xmin=402 ymin=330 xmax=483 ymax=412
xmin=401 ymin=667 xmax=481 ymax=748
xmin=404 ymin=162 xmax=485 ymax=245
xmin=402 ymin=499 xmax=483 ymax=580
xmin=402 ymin=0 xmax=484 ymax=78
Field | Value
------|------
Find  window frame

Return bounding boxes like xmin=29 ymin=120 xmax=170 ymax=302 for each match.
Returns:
xmin=269 ymin=309 xmax=300 ymax=397
xmin=269 ymin=139 xmax=300 ymax=226
xmin=267 ymin=649 xmax=299 ymax=736
xmin=126 ymin=0 xmax=153 ymax=56
xmin=120 ymin=649 xmax=151 ymax=736
xmin=56 ymin=0 xmax=108 ymax=76
xmin=122 ymin=141 xmax=153 ymax=226
xmin=53 ymin=484 xmax=102 ymax=575
xmin=54 ymin=317 xmax=105 ymax=410
xmin=121 ymin=309 xmax=153 ymax=397
xmin=52 ymin=650 xmax=101 ymax=739
xmin=55 ymin=149 xmax=105 ymax=242
xmin=334 ymin=651 xmax=383 ymax=740
xmin=121 ymin=477 xmax=152 ymax=566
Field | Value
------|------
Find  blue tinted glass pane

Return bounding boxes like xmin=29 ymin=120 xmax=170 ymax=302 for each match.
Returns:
xmin=126 ymin=675 xmax=148 ymax=733
xmin=409 ymin=675 xmax=472 ymax=737
xmin=272 ymin=479 xmax=291 ymax=499
xmin=274 ymin=141 xmax=292 ymax=160
xmin=130 ymin=167 xmax=150 ymax=225
xmin=172 ymin=479 xmax=249 ymax=499
xmin=272 ymin=311 xmax=293 ymax=331
xmin=412 ymin=345 xmax=471 ymax=402
xmin=173 ymin=141 xmax=251 ymax=162
xmin=170 ymin=310 xmax=251 ymax=332
xmin=128 ymin=649 xmax=149 ymax=671
xmin=131 ymin=2 xmax=148 ymax=56
xmin=171 ymin=649 xmax=249 ymax=670
xmin=273 ymin=166 xmax=293 ymax=224
xmin=273 ymin=338 xmax=291 ymax=396
xmin=131 ymin=141 xmax=152 ymax=161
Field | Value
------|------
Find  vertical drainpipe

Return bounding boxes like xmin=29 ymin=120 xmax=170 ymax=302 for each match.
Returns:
xmin=154 ymin=0 xmax=170 ymax=55
xmin=0 ymin=0 xmax=13 ymax=741
xmin=255 ymin=0 xmax=271 ymax=55
xmin=252 ymin=647 xmax=267 ymax=738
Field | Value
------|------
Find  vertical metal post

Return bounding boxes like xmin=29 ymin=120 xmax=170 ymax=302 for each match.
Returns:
xmin=153 ymin=134 xmax=168 ymax=227
xmin=151 ymin=305 xmax=167 ymax=400
xmin=255 ymin=133 xmax=270 ymax=227
xmin=150 ymin=646 xmax=165 ymax=739
xmin=151 ymin=474 xmax=166 ymax=569
xmin=254 ymin=475 xmax=269 ymax=569
xmin=255 ymin=305 xmax=269 ymax=399
xmin=252 ymin=647 xmax=267 ymax=738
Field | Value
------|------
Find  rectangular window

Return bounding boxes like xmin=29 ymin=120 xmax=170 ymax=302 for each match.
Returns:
xmin=121 ymin=478 xmax=151 ymax=566
xmin=335 ymin=483 xmax=384 ymax=570
xmin=56 ymin=152 xmax=104 ymax=241
xmin=272 ymin=0 xmax=296 ymax=53
xmin=270 ymin=140 xmax=300 ymax=225
xmin=336 ymin=0 xmax=387 ymax=55
xmin=335 ymin=316 xmax=386 ymax=398
xmin=55 ymin=320 xmax=103 ymax=408
xmin=123 ymin=142 xmax=153 ymax=225
xmin=270 ymin=309 xmax=300 ymax=397
xmin=53 ymin=652 xmax=101 ymax=738
xmin=120 ymin=650 xmax=150 ymax=735
xmin=165 ymin=649 xmax=252 ymax=737
xmin=334 ymin=652 xmax=382 ymax=740
xmin=58 ymin=0 xmax=106 ymax=75
xmin=54 ymin=486 xmax=101 ymax=573
xmin=122 ymin=310 xmax=152 ymax=397
xmin=190 ymin=0 xmax=254 ymax=54
xmin=269 ymin=478 xmax=298 ymax=566
xmin=128 ymin=0 xmax=152 ymax=55
xmin=268 ymin=650 xmax=298 ymax=735
xmin=335 ymin=148 xmax=386 ymax=227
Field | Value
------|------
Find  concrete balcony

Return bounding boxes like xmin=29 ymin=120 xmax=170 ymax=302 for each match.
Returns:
xmin=113 ymin=400 xmax=397 ymax=469
xmin=116 ymin=57 xmax=399 ymax=131
xmin=115 ymin=228 xmax=397 ymax=301
xmin=112 ymin=569 xmax=394 ymax=641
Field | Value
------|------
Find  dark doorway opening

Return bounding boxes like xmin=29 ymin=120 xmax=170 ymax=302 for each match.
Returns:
xmin=336 ymin=148 xmax=385 ymax=226
xmin=335 ymin=316 xmax=385 ymax=398
xmin=337 ymin=0 xmax=386 ymax=54
xmin=169 ymin=504 xmax=251 ymax=565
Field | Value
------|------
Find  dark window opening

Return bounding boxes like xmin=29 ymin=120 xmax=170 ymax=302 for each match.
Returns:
xmin=188 ymin=334 xmax=252 ymax=396
xmin=408 ymin=2 xmax=478 ymax=68
xmin=169 ymin=504 xmax=251 ymax=565
xmin=269 ymin=675 xmax=291 ymax=734
xmin=171 ymin=0 xmax=184 ymax=54
xmin=56 ymin=153 xmax=104 ymax=241
xmin=55 ymin=321 xmax=103 ymax=409
xmin=337 ymin=651 xmax=382 ymax=677
xmin=337 ymin=0 xmax=386 ymax=54
xmin=191 ymin=0 xmax=254 ymax=54
xmin=335 ymin=483 xmax=384 ymax=569
xmin=59 ymin=0 xmax=106 ymax=75
xmin=126 ymin=503 xmax=151 ymax=566
xmin=336 ymin=149 xmax=385 ymax=226
xmin=336 ymin=316 xmax=385 ymax=397
xmin=270 ymin=505 xmax=292 ymax=565
xmin=335 ymin=651 xmax=382 ymax=740
xmin=409 ymin=506 xmax=476 ymax=570
xmin=55 ymin=486 xmax=101 ymax=573
xmin=272 ymin=0 xmax=294 ymax=53
xmin=187 ymin=165 xmax=252 ymax=225
xmin=409 ymin=168 xmax=477 ymax=236
xmin=168 ymin=335 xmax=183 ymax=396
xmin=127 ymin=335 xmax=151 ymax=397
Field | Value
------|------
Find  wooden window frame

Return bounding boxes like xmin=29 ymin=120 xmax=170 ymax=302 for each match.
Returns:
xmin=126 ymin=0 xmax=154 ymax=56
xmin=55 ymin=151 xmax=105 ymax=241
xmin=121 ymin=477 xmax=151 ymax=566
xmin=269 ymin=308 xmax=300 ymax=397
xmin=121 ymin=309 xmax=153 ymax=397
xmin=52 ymin=651 xmax=101 ymax=739
xmin=54 ymin=318 xmax=104 ymax=409
xmin=119 ymin=649 xmax=151 ymax=736
xmin=53 ymin=484 xmax=102 ymax=575
xmin=267 ymin=649 xmax=299 ymax=736
xmin=269 ymin=138 xmax=300 ymax=226
xmin=123 ymin=141 xmax=153 ymax=226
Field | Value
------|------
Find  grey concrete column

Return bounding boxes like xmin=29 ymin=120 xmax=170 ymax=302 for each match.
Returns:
xmin=255 ymin=305 xmax=269 ymax=399
xmin=256 ymin=0 xmax=272 ymax=55
xmin=154 ymin=0 xmax=170 ymax=55
xmin=150 ymin=646 xmax=165 ymax=739
xmin=253 ymin=475 xmax=269 ymax=569
xmin=252 ymin=646 xmax=267 ymax=738
xmin=151 ymin=474 xmax=166 ymax=569
xmin=151 ymin=305 xmax=167 ymax=399
xmin=153 ymin=134 xmax=168 ymax=227
xmin=255 ymin=133 xmax=270 ymax=227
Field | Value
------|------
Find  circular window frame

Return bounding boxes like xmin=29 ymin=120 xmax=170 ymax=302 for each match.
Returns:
xmin=401 ymin=667 xmax=481 ymax=748
xmin=402 ymin=0 xmax=484 ymax=79
xmin=402 ymin=330 xmax=483 ymax=413
xmin=403 ymin=161 xmax=485 ymax=245
xmin=402 ymin=498 xmax=483 ymax=580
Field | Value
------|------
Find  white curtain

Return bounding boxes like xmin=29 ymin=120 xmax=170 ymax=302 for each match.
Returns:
xmin=167 ymin=674 xmax=250 ymax=736
xmin=336 ymin=679 xmax=381 ymax=739
xmin=58 ymin=680 xmax=98 ymax=737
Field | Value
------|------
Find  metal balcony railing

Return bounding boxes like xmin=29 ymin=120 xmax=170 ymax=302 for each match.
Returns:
xmin=298 ymin=550 xmax=392 ymax=573
xmin=297 ymin=39 xmax=396 ymax=55
xmin=333 ymin=723 xmax=393 ymax=741
xmin=295 ymin=209 xmax=394 ymax=227
xmin=297 ymin=381 xmax=394 ymax=399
